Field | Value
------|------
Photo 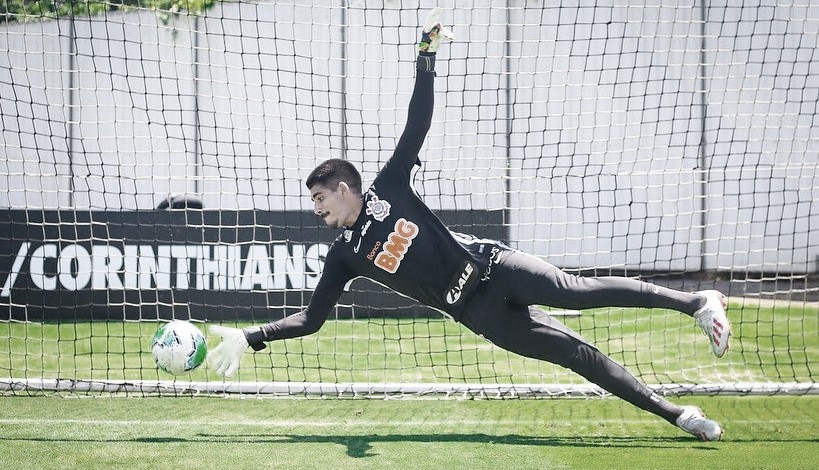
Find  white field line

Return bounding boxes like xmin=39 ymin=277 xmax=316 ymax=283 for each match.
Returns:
xmin=728 ymin=296 xmax=819 ymax=309
xmin=0 ymin=417 xmax=812 ymax=427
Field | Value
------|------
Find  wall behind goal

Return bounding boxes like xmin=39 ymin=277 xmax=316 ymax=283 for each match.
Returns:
xmin=0 ymin=209 xmax=504 ymax=321
xmin=1 ymin=1 xmax=817 ymax=277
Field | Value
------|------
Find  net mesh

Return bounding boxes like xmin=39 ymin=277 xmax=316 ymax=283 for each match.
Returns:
xmin=0 ymin=1 xmax=816 ymax=396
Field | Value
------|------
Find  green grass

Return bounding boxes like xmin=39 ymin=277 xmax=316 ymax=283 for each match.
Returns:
xmin=0 ymin=395 xmax=817 ymax=469
xmin=0 ymin=300 xmax=816 ymax=385
xmin=0 ymin=301 xmax=816 ymax=468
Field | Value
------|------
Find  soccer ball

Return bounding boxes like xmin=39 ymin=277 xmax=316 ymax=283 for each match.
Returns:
xmin=151 ymin=320 xmax=208 ymax=376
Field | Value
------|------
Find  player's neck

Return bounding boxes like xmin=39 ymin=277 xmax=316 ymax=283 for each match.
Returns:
xmin=343 ymin=199 xmax=364 ymax=228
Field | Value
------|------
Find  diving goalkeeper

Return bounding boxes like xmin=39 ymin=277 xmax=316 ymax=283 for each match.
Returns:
xmin=209 ymin=8 xmax=731 ymax=442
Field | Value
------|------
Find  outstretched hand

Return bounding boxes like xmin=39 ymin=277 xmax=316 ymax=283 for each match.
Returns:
xmin=207 ymin=325 xmax=249 ymax=378
xmin=419 ymin=7 xmax=455 ymax=53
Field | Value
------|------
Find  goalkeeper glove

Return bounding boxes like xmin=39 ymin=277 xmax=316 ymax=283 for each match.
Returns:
xmin=418 ymin=7 xmax=454 ymax=53
xmin=207 ymin=325 xmax=249 ymax=378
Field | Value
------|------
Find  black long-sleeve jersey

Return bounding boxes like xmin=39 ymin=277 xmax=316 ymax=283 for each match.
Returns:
xmin=247 ymin=58 xmax=498 ymax=348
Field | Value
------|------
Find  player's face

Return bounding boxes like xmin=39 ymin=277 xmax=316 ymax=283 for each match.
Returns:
xmin=310 ymin=182 xmax=358 ymax=229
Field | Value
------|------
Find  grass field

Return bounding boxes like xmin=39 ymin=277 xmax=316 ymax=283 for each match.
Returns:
xmin=1 ymin=301 xmax=816 ymax=386
xmin=1 ymin=301 xmax=817 ymax=468
xmin=1 ymin=395 xmax=817 ymax=469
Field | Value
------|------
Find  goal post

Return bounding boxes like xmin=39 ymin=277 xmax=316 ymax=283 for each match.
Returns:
xmin=0 ymin=1 xmax=817 ymax=397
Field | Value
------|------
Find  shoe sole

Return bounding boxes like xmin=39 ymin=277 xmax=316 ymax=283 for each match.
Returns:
xmin=698 ymin=291 xmax=731 ymax=358
xmin=713 ymin=292 xmax=731 ymax=358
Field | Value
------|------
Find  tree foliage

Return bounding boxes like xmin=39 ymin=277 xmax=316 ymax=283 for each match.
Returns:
xmin=1 ymin=0 xmax=220 ymax=24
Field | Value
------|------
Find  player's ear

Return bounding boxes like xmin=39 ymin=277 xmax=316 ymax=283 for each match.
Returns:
xmin=337 ymin=181 xmax=351 ymax=195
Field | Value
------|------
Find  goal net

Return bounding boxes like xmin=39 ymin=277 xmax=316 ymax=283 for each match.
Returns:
xmin=0 ymin=0 xmax=816 ymax=397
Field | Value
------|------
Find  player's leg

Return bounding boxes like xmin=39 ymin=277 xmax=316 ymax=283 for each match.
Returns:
xmin=459 ymin=296 xmax=683 ymax=424
xmin=459 ymin=290 xmax=723 ymax=440
xmin=495 ymin=249 xmax=731 ymax=357
xmin=496 ymin=249 xmax=701 ymax=313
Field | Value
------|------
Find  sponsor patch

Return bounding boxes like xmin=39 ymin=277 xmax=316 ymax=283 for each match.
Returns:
xmin=374 ymin=218 xmax=418 ymax=273
xmin=445 ymin=261 xmax=476 ymax=306
xmin=366 ymin=241 xmax=382 ymax=261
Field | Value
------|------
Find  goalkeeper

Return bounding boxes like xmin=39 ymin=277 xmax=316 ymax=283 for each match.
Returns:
xmin=209 ymin=8 xmax=731 ymax=442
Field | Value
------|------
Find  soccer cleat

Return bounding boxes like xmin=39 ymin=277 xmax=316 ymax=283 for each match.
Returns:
xmin=419 ymin=7 xmax=454 ymax=53
xmin=693 ymin=290 xmax=731 ymax=358
xmin=676 ymin=406 xmax=724 ymax=441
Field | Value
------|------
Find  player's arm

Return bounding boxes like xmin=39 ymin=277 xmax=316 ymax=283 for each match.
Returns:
xmin=243 ymin=273 xmax=346 ymax=346
xmin=385 ymin=8 xmax=453 ymax=175
xmin=208 ymin=253 xmax=351 ymax=377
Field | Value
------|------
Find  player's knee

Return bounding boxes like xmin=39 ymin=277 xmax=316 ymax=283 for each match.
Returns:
xmin=567 ymin=342 xmax=605 ymax=376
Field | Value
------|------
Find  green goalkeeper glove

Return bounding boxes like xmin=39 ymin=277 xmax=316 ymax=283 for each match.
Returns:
xmin=207 ymin=325 xmax=249 ymax=378
xmin=418 ymin=7 xmax=454 ymax=53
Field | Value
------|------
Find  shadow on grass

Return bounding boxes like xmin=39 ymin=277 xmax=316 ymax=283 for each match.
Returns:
xmin=208 ymin=434 xmax=712 ymax=457
xmin=5 ymin=431 xmax=812 ymax=457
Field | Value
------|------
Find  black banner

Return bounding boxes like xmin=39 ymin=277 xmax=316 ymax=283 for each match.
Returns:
xmin=0 ymin=210 xmax=505 ymax=321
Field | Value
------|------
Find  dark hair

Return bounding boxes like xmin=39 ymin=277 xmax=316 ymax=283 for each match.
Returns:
xmin=156 ymin=194 xmax=203 ymax=210
xmin=305 ymin=158 xmax=362 ymax=195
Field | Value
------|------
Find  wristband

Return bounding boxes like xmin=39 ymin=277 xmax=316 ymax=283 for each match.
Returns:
xmin=417 ymin=52 xmax=436 ymax=73
xmin=243 ymin=326 xmax=268 ymax=351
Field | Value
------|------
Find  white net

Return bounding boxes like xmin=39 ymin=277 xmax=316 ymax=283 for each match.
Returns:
xmin=0 ymin=0 xmax=816 ymax=396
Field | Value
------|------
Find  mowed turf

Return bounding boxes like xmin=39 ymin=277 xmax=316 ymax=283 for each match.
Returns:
xmin=0 ymin=301 xmax=816 ymax=468
xmin=1 ymin=300 xmax=816 ymax=385
xmin=0 ymin=395 xmax=817 ymax=470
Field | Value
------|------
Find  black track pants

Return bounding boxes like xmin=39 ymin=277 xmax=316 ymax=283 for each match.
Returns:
xmin=458 ymin=249 xmax=699 ymax=423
